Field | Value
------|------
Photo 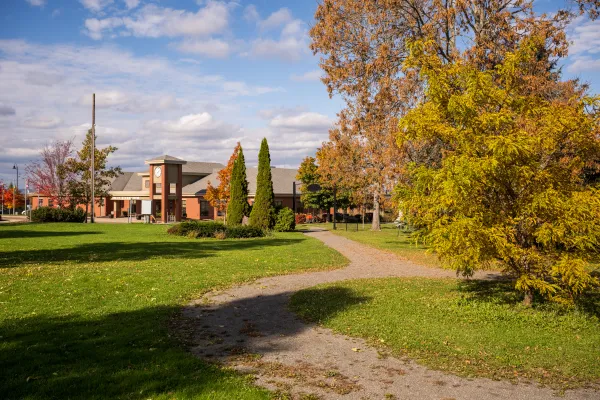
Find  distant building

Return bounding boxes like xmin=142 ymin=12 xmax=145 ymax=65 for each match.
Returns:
xmin=30 ymin=155 xmax=302 ymax=223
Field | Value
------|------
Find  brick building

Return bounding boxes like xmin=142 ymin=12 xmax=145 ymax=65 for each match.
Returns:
xmin=31 ymin=155 xmax=303 ymax=223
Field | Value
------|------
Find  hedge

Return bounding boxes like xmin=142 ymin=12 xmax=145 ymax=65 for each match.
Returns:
xmin=167 ymin=220 xmax=264 ymax=239
xmin=31 ymin=207 xmax=87 ymax=223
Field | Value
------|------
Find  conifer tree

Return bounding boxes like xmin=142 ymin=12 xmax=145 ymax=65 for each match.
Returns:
xmin=226 ymin=146 xmax=249 ymax=225
xmin=249 ymin=138 xmax=275 ymax=229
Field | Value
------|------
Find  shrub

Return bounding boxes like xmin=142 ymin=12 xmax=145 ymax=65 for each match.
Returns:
xmin=225 ymin=225 xmax=265 ymax=239
xmin=274 ymin=207 xmax=295 ymax=232
xmin=295 ymin=213 xmax=306 ymax=224
xmin=167 ymin=220 xmax=264 ymax=239
xmin=31 ymin=207 xmax=86 ymax=223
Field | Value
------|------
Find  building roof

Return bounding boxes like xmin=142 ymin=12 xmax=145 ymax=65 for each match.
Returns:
xmin=144 ymin=155 xmax=187 ymax=165
xmin=182 ymin=166 xmax=301 ymax=196
xmin=183 ymin=161 xmax=225 ymax=175
xmin=109 ymin=172 xmax=143 ymax=192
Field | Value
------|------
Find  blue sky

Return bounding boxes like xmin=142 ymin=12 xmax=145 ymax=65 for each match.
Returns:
xmin=0 ymin=0 xmax=599 ymax=187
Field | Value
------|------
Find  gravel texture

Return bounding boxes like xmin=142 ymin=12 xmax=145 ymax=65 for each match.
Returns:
xmin=181 ymin=229 xmax=598 ymax=399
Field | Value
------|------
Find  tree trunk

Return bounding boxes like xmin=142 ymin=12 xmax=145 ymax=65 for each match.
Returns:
xmin=371 ymin=191 xmax=381 ymax=231
xmin=362 ymin=202 xmax=365 ymax=231
xmin=85 ymin=201 xmax=89 ymax=223
xmin=523 ymin=290 xmax=533 ymax=307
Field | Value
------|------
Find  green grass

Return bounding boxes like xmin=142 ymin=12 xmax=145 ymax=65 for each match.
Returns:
xmin=298 ymin=223 xmax=439 ymax=267
xmin=290 ymin=278 xmax=600 ymax=389
xmin=0 ymin=223 xmax=347 ymax=399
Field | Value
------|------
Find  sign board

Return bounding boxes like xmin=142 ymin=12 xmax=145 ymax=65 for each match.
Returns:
xmin=306 ymin=183 xmax=321 ymax=193
xmin=141 ymin=200 xmax=153 ymax=215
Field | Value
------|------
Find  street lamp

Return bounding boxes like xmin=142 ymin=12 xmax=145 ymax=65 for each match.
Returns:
xmin=12 ymin=164 xmax=18 ymax=215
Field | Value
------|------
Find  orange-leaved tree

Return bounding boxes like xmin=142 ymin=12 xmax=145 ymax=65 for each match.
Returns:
xmin=205 ymin=142 xmax=241 ymax=221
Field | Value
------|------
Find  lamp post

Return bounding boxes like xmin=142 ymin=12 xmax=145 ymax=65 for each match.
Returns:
xmin=12 ymin=164 xmax=18 ymax=215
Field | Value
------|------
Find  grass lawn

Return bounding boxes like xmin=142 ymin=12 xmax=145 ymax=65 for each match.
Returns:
xmin=290 ymin=278 xmax=600 ymax=389
xmin=0 ymin=223 xmax=347 ymax=400
xmin=298 ymin=223 xmax=440 ymax=267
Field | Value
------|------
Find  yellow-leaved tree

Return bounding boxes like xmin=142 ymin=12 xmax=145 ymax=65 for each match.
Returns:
xmin=397 ymin=38 xmax=600 ymax=305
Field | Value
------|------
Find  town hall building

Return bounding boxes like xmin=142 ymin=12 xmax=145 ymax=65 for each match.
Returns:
xmin=31 ymin=155 xmax=302 ymax=223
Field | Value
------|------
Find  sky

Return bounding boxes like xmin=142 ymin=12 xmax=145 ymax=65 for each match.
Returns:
xmin=0 ymin=0 xmax=599 ymax=188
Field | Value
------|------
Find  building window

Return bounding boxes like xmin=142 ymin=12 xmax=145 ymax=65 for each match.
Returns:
xmin=200 ymin=200 xmax=209 ymax=218
xmin=145 ymin=180 xmax=149 ymax=188
xmin=275 ymin=200 xmax=283 ymax=207
xmin=182 ymin=199 xmax=187 ymax=218
xmin=48 ymin=199 xmax=54 ymax=208
xmin=38 ymin=198 xmax=43 ymax=207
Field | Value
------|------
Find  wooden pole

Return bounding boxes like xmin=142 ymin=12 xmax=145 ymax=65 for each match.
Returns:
xmin=91 ymin=93 xmax=95 ymax=223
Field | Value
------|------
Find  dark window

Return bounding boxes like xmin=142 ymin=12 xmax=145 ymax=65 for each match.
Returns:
xmin=275 ymin=200 xmax=283 ymax=207
xmin=38 ymin=198 xmax=43 ymax=207
xmin=200 ymin=200 xmax=209 ymax=217
xmin=48 ymin=199 xmax=54 ymax=208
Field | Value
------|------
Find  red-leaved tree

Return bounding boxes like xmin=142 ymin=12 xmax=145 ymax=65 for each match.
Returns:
xmin=26 ymin=139 xmax=75 ymax=207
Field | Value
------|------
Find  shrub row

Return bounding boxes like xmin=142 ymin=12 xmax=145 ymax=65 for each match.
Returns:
xmin=31 ymin=207 xmax=87 ymax=223
xmin=167 ymin=220 xmax=264 ymax=239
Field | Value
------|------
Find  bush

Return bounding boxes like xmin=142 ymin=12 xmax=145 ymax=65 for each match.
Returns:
xmin=167 ymin=220 xmax=264 ymax=239
xmin=274 ymin=207 xmax=295 ymax=232
xmin=225 ymin=225 xmax=265 ymax=239
xmin=31 ymin=207 xmax=86 ymax=223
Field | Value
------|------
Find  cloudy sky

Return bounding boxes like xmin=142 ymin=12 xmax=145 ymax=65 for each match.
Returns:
xmin=0 ymin=0 xmax=599 ymax=187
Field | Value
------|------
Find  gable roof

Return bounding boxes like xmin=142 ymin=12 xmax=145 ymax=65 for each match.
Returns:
xmin=109 ymin=172 xmax=143 ymax=192
xmin=183 ymin=162 xmax=225 ymax=175
xmin=182 ymin=166 xmax=301 ymax=196
xmin=144 ymin=155 xmax=187 ymax=165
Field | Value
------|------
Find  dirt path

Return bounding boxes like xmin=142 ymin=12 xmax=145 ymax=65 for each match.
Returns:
xmin=182 ymin=230 xmax=597 ymax=400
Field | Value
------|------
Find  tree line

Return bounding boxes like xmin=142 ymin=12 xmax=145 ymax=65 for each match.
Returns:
xmin=310 ymin=0 xmax=600 ymax=304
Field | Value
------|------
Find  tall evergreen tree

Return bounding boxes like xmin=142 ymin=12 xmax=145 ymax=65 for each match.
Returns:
xmin=226 ymin=146 xmax=249 ymax=225
xmin=249 ymin=138 xmax=275 ymax=229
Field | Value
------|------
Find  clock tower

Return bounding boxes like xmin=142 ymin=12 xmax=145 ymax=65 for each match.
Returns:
xmin=144 ymin=155 xmax=187 ymax=223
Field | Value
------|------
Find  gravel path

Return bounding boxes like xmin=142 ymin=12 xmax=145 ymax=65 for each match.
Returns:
xmin=182 ymin=230 xmax=597 ymax=400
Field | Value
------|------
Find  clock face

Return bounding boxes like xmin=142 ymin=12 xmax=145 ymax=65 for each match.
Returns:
xmin=154 ymin=166 xmax=162 ymax=178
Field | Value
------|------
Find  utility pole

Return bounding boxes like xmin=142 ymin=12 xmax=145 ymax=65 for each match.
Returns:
xmin=91 ymin=93 xmax=95 ymax=223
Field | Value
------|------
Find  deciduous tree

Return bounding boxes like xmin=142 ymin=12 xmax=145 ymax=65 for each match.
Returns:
xmin=249 ymin=138 xmax=275 ymax=229
xmin=64 ymin=129 xmax=121 ymax=218
xmin=297 ymin=156 xmax=351 ymax=216
xmin=25 ymin=139 xmax=75 ymax=207
xmin=226 ymin=145 xmax=249 ymax=226
xmin=205 ymin=142 xmax=240 ymax=220
xmin=3 ymin=183 xmax=24 ymax=212
xmin=396 ymin=38 xmax=600 ymax=305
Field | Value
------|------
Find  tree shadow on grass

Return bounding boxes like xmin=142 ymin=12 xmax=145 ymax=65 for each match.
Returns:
xmin=0 ymin=238 xmax=304 ymax=268
xmin=0 ymin=288 xmax=369 ymax=400
xmin=0 ymin=306 xmax=267 ymax=400
xmin=456 ymin=279 xmax=600 ymax=319
xmin=0 ymin=230 xmax=102 ymax=239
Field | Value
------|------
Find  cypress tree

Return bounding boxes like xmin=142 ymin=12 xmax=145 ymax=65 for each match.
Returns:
xmin=226 ymin=146 xmax=248 ymax=225
xmin=249 ymin=138 xmax=275 ymax=229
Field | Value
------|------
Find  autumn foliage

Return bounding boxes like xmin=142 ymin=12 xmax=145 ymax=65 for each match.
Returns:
xmin=396 ymin=39 xmax=600 ymax=304
xmin=205 ymin=142 xmax=240 ymax=216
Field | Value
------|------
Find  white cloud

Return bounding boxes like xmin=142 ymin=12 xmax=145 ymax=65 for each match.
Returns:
xmin=270 ymin=112 xmax=333 ymax=133
xmin=25 ymin=71 xmax=65 ymax=86
xmin=243 ymin=4 xmax=259 ymax=22
xmin=144 ymin=112 xmax=240 ymax=138
xmin=22 ymin=115 xmax=62 ymax=129
xmin=567 ymin=17 xmax=600 ymax=73
xmin=123 ymin=0 xmax=139 ymax=10
xmin=291 ymin=70 xmax=321 ymax=82
xmin=79 ymin=0 xmax=114 ymax=12
xmin=84 ymin=17 xmax=123 ymax=40
xmin=222 ymin=81 xmax=284 ymax=96
xmin=259 ymin=8 xmax=293 ymax=31
xmin=84 ymin=2 xmax=230 ymax=40
xmin=175 ymin=38 xmax=231 ymax=58
xmin=26 ymin=0 xmax=46 ymax=7
xmin=247 ymin=11 xmax=309 ymax=62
